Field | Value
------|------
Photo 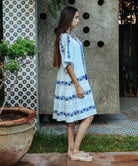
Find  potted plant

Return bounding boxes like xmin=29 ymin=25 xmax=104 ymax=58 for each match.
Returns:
xmin=0 ymin=38 xmax=39 ymax=165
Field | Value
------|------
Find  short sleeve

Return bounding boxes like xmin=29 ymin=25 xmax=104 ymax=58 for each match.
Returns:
xmin=59 ymin=33 xmax=74 ymax=72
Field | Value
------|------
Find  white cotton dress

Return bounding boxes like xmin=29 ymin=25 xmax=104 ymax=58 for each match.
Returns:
xmin=53 ymin=32 xmax=97 ymax=123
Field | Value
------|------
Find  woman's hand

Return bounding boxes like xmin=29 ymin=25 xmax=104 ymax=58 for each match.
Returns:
xmin=76 ymin=85 xmax=85 ymax=98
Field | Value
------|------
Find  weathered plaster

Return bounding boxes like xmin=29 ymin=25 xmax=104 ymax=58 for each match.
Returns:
xmin=38 ymin=0 xmax=120 ymax=114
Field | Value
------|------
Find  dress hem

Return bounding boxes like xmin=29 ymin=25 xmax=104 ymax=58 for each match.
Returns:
xmin=53 ymin=111 xmax=97 ymax=123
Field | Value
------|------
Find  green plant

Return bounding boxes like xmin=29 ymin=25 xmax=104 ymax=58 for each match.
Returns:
xmin=47 ymin=0 xmax=68 ymax=18
xmin=0 ymin=38 xmax=39 ymax=114
xmin=29 ymin=131 xmax=138 ymax=153
xmin=27 ymin=0 xmax=68 ymax=18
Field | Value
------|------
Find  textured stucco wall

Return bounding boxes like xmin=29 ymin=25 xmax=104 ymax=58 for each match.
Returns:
xmin=38 ymin=0 xmax=120 ymax=114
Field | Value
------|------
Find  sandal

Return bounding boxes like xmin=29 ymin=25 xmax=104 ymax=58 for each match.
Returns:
xmin=71 ymin=155 xmax=93 ymax=162
xmin=70 ymin=152 xmax=94 ymax=162
xmin=79 ymin=151 xmax=93 ymax=158
xmin=67 ymin=151 xmax=93 ymax=158
xmin=66 ymin=153 xmax=70 ymax=159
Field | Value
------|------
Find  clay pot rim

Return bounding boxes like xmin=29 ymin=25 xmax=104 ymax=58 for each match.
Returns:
xmin=0 ymin=107 xmax=36 ymax=126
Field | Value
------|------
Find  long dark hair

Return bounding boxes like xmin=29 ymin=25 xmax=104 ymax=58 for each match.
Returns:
xmin=53 ymin=6 xmax=78 ymax=67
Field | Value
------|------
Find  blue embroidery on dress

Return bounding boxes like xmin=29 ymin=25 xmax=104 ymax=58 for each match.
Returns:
xmin=56 ymin=74 xmax=87 ymax=86
xmin=80 ymin=42 xmax=86 ymax=73
xmin=54 ymin=89 xmax=91 ymax=101
xmin=67 ymin=36 xmax=70 ymax=59
xmin=60 ymin=38 xmax=65 ymax=54
xmin=71 ymin=32 xmax=86 ymax=73
xmin=53 ymin=105 xmax=96 ymax=117
xmin=60 ymin=35 xmax=71 ymax=59
xmin=80 ymin=44 xmax=85 ymax=72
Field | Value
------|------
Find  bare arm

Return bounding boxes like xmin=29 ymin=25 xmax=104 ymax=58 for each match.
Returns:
xmin=66 ymin=64 xmax=84 ymax=98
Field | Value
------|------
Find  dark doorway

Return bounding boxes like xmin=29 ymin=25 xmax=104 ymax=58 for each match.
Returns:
xmin=119 ymin=0 xmax=138 ymax=97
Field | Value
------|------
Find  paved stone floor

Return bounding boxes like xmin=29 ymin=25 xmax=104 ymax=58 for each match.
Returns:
xmin=16 ymin=152 xmax=138 ymax=166
xmin=41 ymin=97 xmax=138 ymax=136
xmin=15 ymin=98 xmax=138 ymax=166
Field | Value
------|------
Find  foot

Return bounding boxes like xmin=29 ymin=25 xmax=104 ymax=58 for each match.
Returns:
xmin=79 ymin=151 xmax=93 ymax=158
xmin=70 ymin=152 xmax=94 ymax=162
xmin=67 ymin=151 xmax=90 ymax=158
xmin=67 ymin=151 xmax=71 ymax=158
xmin=67 ymin=153 xmax=71 ymax=158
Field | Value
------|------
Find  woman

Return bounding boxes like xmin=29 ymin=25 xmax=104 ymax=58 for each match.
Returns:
xmin=53 ymin=6 xmax=97 ymax=162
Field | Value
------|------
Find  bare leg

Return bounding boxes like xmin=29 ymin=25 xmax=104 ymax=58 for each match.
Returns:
xmin=67 ymin=116 xmax=94 ymax=161
xmin=66 ymin=122 xmax=75 ymax=157
xmin=73 ymin=115 xmax=94 ymax=153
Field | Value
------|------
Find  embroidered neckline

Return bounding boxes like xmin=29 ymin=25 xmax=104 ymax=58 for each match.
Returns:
xmin=65 ymin=32 xmax=80 ymax=44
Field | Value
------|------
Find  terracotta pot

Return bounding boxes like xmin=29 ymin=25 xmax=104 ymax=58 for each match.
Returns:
xmin=0 ymin=107 xmax=36 ymax=166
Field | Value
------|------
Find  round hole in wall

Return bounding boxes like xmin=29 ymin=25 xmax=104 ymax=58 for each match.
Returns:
xmin=98 ymin=0 xmax=105 ymax=6
xmin=83 ymin=12 xmax=90 ymax=19
xmin=97 ymin=41 xmax=104 ymax=47
xmin=40 ymin=13 xmax=46 ymax=19
xmin=83 ymin=40 xmax=90 ymax=47
xmin=83 ymin=27 xmax=90 ymax=33
xmin=54 ymin=27 xmax=57 ymax=34
xmin=68 ymin=0 xmax=75 ymax=4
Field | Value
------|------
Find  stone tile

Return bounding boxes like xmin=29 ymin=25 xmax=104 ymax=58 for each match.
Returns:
xmin=15 ymin=153 xmax=66 ymax=166
xmin=40 ymin=98 xmax=138 ymax=136
xmin=14 ymin=152 xmax=138 ymax=166
xmin=67 ymin=152 xmax=138 ymax=166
